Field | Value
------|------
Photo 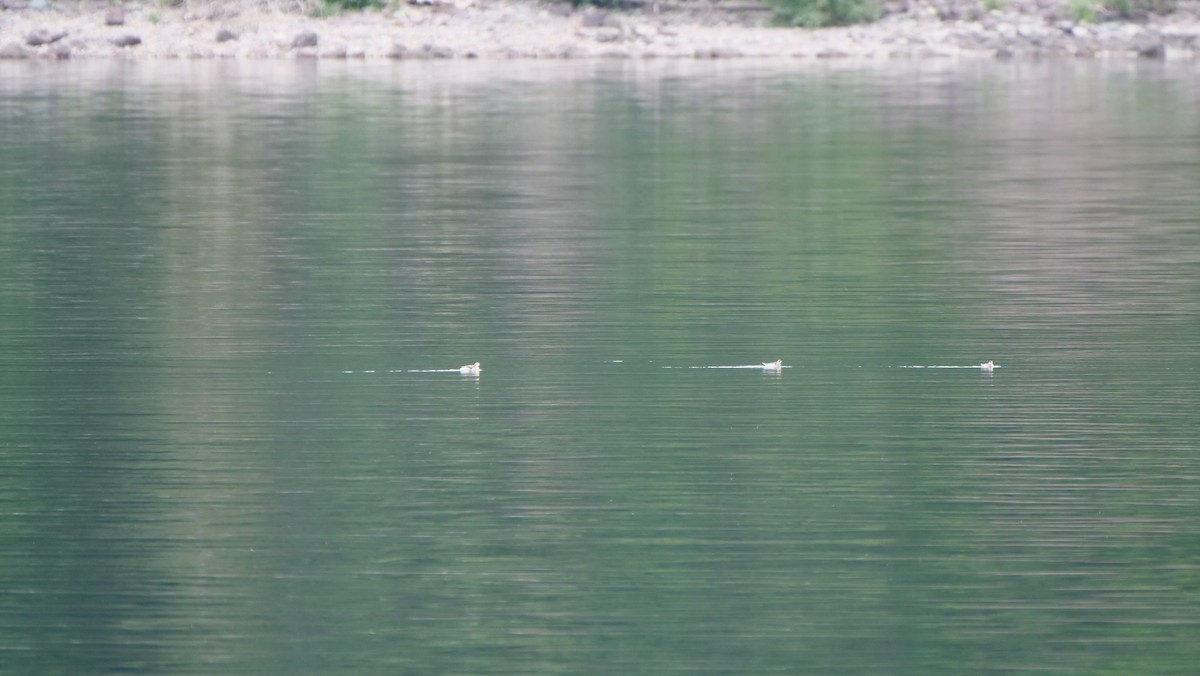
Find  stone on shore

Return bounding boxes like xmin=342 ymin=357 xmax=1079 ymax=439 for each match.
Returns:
xmin=112 ymin=34 xmax=141 ymax=47
xmin=215 ymin=28 xmax=238 ymax=43
xmin=292 ymin=31 xmax=319 ymax=48
xmin=1135 ymin=37 xmax=1166 ymax=58
xmin=0 ymin=42 xmax=30 ymax=59
xmin=25 ymin=29 xmax=67 ymax=47
xmin=387 ymin=42 xmax=456 ymax=59
xmin=105 ymin=6 xmax=124 ymax=26
xmin=580 ymin=10 xmax=609 ymax=28
xmin=695 ymin=47 xmax=743 ymax=58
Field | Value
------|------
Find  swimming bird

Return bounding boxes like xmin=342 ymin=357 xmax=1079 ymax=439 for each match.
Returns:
xmin=459 ymin=362 xmax=481 ymax=375
xmin=980 ymin=360 xmax=995 ymax=371
xmin=762 ymin=359 xmax=783 ymax=370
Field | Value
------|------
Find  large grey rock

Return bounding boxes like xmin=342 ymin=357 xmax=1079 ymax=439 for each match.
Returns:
xmin=105 ymin=6 xmax=125 ymax=26
xmin=593 ymin=28 xmax=623 ymax=43
xmin=215 ymin=28 xmax=239 ymax=43
xmin=421 ymin=43 xmax=454 ymax=58
xmin=580 ymin=9 xmax=608 ymax=27
xmin=1136 ymin=39 xmax=1166 ymax=58
xmin=292 ymin=31 xmax=319 ymax=48
xmin=389 ymin=43 xmax=455 ymax=59
xmin=111 ymin=34 xmax=141 ymax=47
xmin=26 ymin=29 xmax=68 ymax=47
xmin=0 ymin=42 xmax=30 ymax=59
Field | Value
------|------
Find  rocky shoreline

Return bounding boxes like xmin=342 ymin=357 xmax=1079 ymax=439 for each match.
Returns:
xmin=3 ymin=0 xmax=1200 ymax=60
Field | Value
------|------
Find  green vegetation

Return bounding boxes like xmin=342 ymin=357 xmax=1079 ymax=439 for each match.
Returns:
xmin=322 ymin=0 xmax=382 ymax=11
xmin=1104 ymin=0 xmax=1177 ymax=17
xmin=766 ymin=0 xmax=881 ymax=27
xmin=1069 ymin=0 xmax=1099 ymax=22
xmin=1070 ymin=0 xmax=1176 ymax=22
xmin=299 ymin=0 xmax=1183 ymax=24
xmin=562 ymin=0 xmax=880 ymax=25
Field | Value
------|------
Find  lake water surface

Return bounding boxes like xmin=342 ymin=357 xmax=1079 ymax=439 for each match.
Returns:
xmin=2 ymin=60 xmax=1198 ymax=673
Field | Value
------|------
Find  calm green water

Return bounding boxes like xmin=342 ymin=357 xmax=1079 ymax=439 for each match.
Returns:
xmin=2 ymin=60 xmax=1199 ymax=673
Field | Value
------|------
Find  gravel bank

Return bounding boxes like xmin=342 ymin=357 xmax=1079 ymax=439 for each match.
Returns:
xmin=3 ymin=0 xmax=1200 ymax=60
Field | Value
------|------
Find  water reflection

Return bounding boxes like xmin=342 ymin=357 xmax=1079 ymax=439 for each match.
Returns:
xmin=1 ymin=60 xmax=1198 ymax=674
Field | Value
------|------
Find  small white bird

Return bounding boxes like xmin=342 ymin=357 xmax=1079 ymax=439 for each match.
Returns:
xmin=762 ymin=359 xmax=783 ymax=370
xmin=980 ymin=360 xmax=995 ymax=371
xmin=459 ymin=362 xmax=481 ymax=375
